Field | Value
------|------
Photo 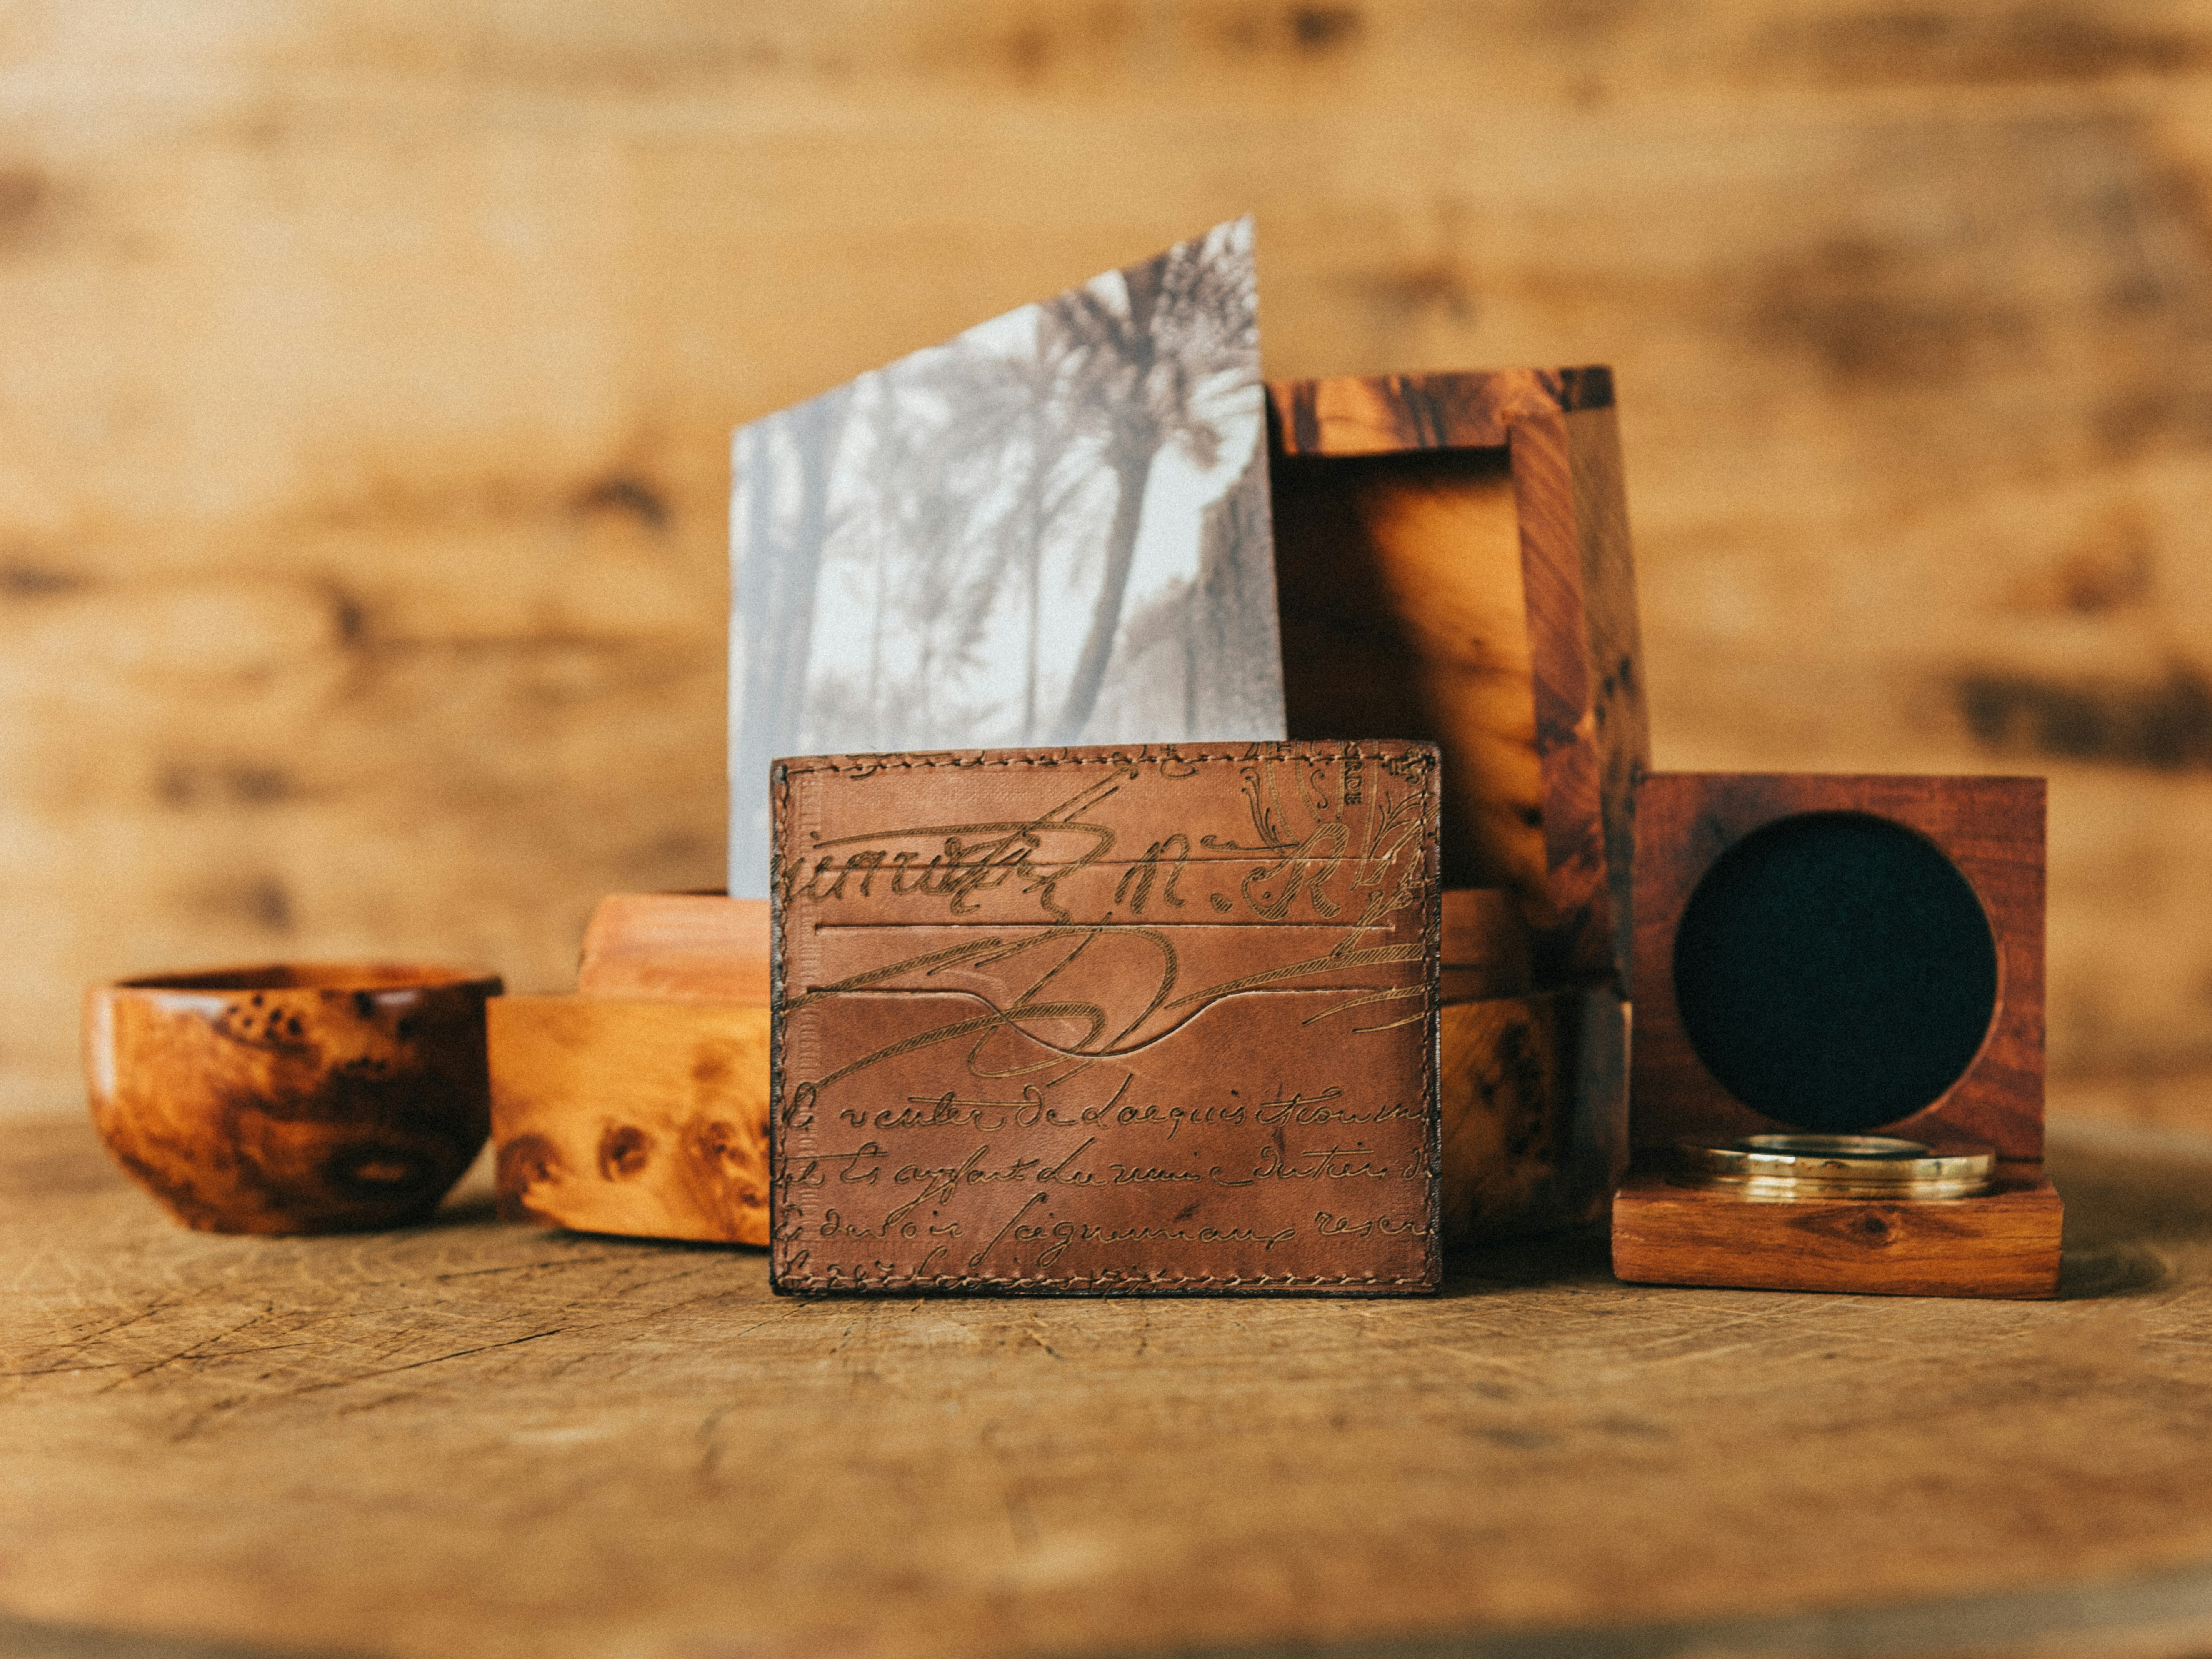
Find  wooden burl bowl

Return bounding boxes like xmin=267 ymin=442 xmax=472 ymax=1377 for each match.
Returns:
xmin=84 ymin=963 xmax=504 ymax=1234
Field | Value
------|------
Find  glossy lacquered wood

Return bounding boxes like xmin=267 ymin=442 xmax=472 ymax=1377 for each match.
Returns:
xmin=1442 ymin=987 xmax=1627 ymax=1244
xmin=1632 ymin=772 xmax=2046 ymax=1160
xmin=1621 ymin=772 xmax=2057 ymax=1297
xmin=1266 ymin=367 xmax=1645 ymax=1248
xmin=1440 ymin=887 xmax=1533 ymax=1003
xmin=1612 ymin=1169 xmax=2063 ymax=1299
xmin=84 ymin=963 xmax=501 ymax=1234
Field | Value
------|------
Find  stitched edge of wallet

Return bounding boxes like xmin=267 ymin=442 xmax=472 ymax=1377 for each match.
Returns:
xmin=777 ymin=747 xmax=1326 ymax=775
xmin=772 ymin=1270 xmax=1432 ymax=1291
xmin=769 ymin=740 xmax=1442 ymax=1294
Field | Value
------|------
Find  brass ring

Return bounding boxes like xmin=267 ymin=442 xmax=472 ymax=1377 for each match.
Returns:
xmin=1674 ymin=1133 xmax=1995 ymax=1200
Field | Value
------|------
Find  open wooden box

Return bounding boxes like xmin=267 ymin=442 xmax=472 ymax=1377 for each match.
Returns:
xmin=491 ymin=365 xmax=1647 ymax=1253
xmin=1611 ymin=772 xmax=2060 ymax=1297
xmin=1268 ymin=367 xmax=1645 ymax=1242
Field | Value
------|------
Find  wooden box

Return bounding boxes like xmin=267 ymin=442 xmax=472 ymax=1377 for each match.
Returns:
xmin=489 ymin=894 xmax=772 ymax=1246
xmin=1267 ymin=367 xmax=1646 ymax=1241
xmin=1612 ymin=772 xmax=2060 ymax=1298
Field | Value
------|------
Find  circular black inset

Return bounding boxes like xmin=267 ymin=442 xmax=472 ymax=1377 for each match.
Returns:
xmin=1672 ymin=812 xmax=1998 ymax=1133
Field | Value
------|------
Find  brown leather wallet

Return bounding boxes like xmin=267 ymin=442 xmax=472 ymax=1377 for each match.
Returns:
xmin=769 ymin=741 xmax=1442 ymax=1295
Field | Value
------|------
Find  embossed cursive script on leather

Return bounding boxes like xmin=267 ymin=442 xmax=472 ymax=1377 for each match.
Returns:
xmin=770 ymin=742 xmax=1442 ymax=1295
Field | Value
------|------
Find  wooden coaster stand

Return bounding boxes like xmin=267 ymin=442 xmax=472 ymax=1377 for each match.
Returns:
xmin=1612 ymin=773 xmax=2061 ymax=1299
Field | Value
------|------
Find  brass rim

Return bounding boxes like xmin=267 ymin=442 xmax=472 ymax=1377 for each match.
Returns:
xmin=1674 ymin=1134 xmax=1996 ymax=1200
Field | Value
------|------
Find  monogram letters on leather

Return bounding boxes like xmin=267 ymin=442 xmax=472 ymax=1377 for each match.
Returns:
xmin=769 ymin=742 xmax=1442 ymax=1295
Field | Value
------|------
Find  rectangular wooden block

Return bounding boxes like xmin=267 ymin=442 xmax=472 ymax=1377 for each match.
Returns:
xmin=501 ymin=888 xmax=1601 ymax=1250
xmin=489 ymin=996 xmax=770 ymax=1247
xmin=577 ymin=893 xmax=771 ymax=1003
xmin=1618 ymin=770 xmax=2056 ymax=1299
xmin=1269 ymin=367 xmax=1646 ymax=992
xmin=1441 ymin=887 xmax=1532 ymax=1004
xmin=1610 ymin=1169 xmax=2063 ymax=1299
xmin=1441 ymin=987 xmax=1626 ymax=1244
xmin=1630 ymin=772 xmax=2046 ymax=1161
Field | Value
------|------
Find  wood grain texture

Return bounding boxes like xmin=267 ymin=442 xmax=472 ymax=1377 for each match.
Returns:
xmin=1269 ymin=370 xmax=1649 ymax=990
xmin=1267 ymin=370 xmax=1639 ymax=1247
xmin=488 ymin=996 xmax=769 ymax=1247
xmin=1611 ymin=1169 xmax=2064 ymax=1299
xmin=555 ymin=888 xmax=1577 ymax=1250
xmin=1565 ymin=405 xmax=1648 ymax=990
xmin=6 ymin=2 xmax=2212 ymax=1136
xmin=85 ymin=964 xmax=500 ymax=1234
xmin=1270 ymin=444 xmax=1544 ymax=904
xmin=1439 ymin=987 xmax=1627 ymax=1242
xmin=1267 ymin=368 xmax=1613 ymax=456
xmin=1 ymin=1112 xmax=2209 ymax=1658
xmin=1631 ymin=771 xmax=2046 ymax=1161
xmin=493 ymin=893 xmax=771 ymax=1247
xmin=575 ymin=892 xmax=769 ymax=1004
xmin=1439 ymin=886 xmax=1532 ymax=1003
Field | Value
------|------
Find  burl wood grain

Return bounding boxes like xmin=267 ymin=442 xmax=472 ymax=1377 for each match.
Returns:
xmin=1631 ymin=772 xmax=2047 ymax=1161
xmin=2 ymin=1112 xmax=2209 ymax=1659
xmin=1439 ymin=886 xmax=1532 ymax=1004
xmin=489 ymin=891 xmax=772 ymax=1245
xmin=1612 ymin=1170 xmax=2064 ymax=1299
xmin=1270 ymin=368 xmax=1615 ymax=456
xmin=1267 ymin=370 xmax=1642 ymax=1247
xmin=83 ymin=964 xmax=500 ymax=1233
xmin=489 ymin=995 xmax=769 ymax=1247
xmin=1268 ymin=370 xmax=1649 ymax=991
xmin=1440 ymin=987 xmax=1627 ymax=1243
xmin=1269 ymin=446 xmax=1548 ymax=905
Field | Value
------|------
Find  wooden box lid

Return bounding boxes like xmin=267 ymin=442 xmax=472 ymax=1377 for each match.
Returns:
xmin=1628 ymin=771 xmax=2046 ymax=1163
xmin=1267 ymin=367 xmax=1647 ymax=992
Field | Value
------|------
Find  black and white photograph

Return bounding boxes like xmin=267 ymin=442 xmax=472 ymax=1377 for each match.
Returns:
xmin=727 ymin=217 xmax=1283 ymax=896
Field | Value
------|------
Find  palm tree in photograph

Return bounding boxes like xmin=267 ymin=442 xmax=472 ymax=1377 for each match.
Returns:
xmin=1045 ymin=222 xmax=1259 ymax=745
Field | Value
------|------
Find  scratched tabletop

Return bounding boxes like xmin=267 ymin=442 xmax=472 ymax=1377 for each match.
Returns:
xmin=5 ymin=1114 xmax=2212 ymax=1659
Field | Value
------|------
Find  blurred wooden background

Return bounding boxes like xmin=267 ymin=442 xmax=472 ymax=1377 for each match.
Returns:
xmin=2 ymin=0 xmax=2209 ymax=1132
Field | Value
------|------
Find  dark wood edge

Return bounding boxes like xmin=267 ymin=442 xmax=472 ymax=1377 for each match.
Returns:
xmin=0 ymin=1610 xmax=377 ymax=1659
xmin=1507 ymin=409 xmax=1615 ymax=984
xmin=15 ymin=1553 xmax=2212 ymax=1659
xmin=13 ymin=1551 xmax=2210 ymax=1659
xmin=1265 ymin=366 xmax=1613 ymax=455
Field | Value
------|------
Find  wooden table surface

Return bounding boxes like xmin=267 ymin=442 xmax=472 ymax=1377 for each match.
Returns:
xmin=5 ymin=1114 xmax=2212 ymax=1659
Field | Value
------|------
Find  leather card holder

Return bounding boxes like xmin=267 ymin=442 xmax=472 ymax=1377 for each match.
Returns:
xmin=769 ymin=740 xmax=1442 ymax=1295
